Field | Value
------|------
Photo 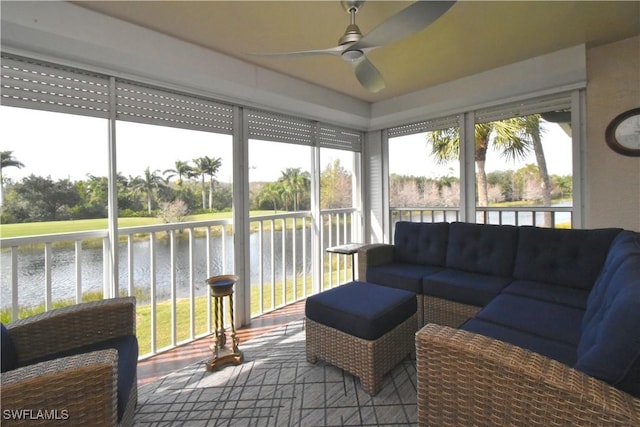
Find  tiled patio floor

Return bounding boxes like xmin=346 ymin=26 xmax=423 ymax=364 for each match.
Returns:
xmin=137 ymin=300 xmax=306 ymax=385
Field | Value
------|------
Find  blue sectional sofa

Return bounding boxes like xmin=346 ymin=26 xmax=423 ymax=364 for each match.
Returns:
xmin=358 ymin=221 xmax=640 ymax=424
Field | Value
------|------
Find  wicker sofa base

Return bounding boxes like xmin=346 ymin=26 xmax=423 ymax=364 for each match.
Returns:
xmin=422 ymin=295 xmax=481 ymax=328
xmin=306 ymin=314 xmax=417 ymax=395
xmin=416 ymin=323 xmax=640 ymax=426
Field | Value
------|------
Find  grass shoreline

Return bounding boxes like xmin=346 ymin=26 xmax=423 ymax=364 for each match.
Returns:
xmin=2 ymin=201 xmax=571 ymax=239
xmin=1 ymin=268 xmax=346 ymax=357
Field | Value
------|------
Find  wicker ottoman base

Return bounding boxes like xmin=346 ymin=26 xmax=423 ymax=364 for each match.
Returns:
xmin=306 ymin=313 xmax=417 ymax=395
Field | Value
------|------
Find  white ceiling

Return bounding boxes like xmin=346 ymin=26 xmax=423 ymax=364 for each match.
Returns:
xmin=74 ymin=1 xmax=640 ymax=103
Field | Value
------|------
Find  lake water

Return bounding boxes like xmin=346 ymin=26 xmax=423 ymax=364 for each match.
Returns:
xmin=1 ymin=228 xmax=319 ymax=310
xmin=1 ymin=207 xmax=570 ymax=310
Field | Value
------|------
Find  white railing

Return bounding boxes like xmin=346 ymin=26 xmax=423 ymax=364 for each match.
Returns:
xmin=1 ymin=230 xmax=110 ymax=321
xmin=1 ymin=208 xmax=359 ymax=359
xmin=476 ymin=206 xmax=573 ymax=228
xmin=391 ymin=207 xmax=461 ymax=224
xmin=116 ymin=219 xmax=233 ymax=356
xmin=249 ymin=211 xmax=311 ymax=317
xmin=322 ymin=208 xmax=359 ymax=289
xmin=248 ymin=208 xmax=358 ymax=317
xmin=0 ymin=219 xmax=232 ymax=358
xmin=390 ymin=205 xmax=573 ymax=239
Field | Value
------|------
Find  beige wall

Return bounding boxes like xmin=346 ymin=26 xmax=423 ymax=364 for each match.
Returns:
xmin=586 ymin=35 xmax=640 ymax=231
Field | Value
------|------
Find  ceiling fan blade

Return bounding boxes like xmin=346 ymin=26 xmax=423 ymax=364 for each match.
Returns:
xmin=352 ymin=1 xmax=456 ymax=50
xmin=353 ymin=56 xmax=385 ymax=93
xmin=247 ymin=45 xmax=345 ymax=59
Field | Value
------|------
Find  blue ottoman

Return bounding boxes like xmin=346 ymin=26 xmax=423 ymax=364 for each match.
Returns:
xmin=305 ymin=281 xmax=417 ymax=395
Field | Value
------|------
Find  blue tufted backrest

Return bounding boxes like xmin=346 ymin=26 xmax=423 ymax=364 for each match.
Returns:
xmin=513 ymin=226 xmax=621 ymax=289
xmin=576 ymin=230 xmax=640 ymax=398
xmin=393 ymin=221 xmax=449 ymax=266
xmin=445 ymin=222 xmax=519 ymax=276
xmin=1 ymin=323 xmax=18 ymax=372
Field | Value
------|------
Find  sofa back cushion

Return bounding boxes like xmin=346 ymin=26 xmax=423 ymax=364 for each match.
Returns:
xmin=1 ymin=323 xmax=18 ymax=372
xmin=445 ymin=222 xmax=519 ymax=276
xmin=393 ymin=221 xmax=449 ymax=266
xmin=513 ymin=226 xmax=621 ymax=289
xmin=576 ymin=231 xmax=640 ymax=398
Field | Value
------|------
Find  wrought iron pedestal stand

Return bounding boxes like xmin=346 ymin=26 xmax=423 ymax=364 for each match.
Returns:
xmin=205 ymin=274 xmax=243 ymax=372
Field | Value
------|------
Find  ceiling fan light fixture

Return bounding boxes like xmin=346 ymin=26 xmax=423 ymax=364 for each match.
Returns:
xmin=342 ymin=49 xmax=364 ymax=62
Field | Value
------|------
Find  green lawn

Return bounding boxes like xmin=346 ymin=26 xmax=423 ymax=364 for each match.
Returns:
xmin=1 ymin=259 xmax=350 ymax=357
xmin=0 ymin=211 xmax=293 ymax=239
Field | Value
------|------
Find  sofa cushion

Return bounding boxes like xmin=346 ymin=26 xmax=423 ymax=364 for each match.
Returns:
xmin=503 ymin=280 xmax=590 ymax=310
xmin=475 ymin=294 xmax=584 ymax=346
xmin=24 ymin=335 xmax=139 ymax=421
xmin=393 ymin=221 xmax=449 ymax=266
xmin=445 ymin=222 xmax=519 ymax=276
xmin=305 ymin=281 xmax=417 ymax=341
xmin=461 ymin=318 xmax=577 ymax=367
xmin=584 ymin=230 xmax=640 ymax=318
xmin=1 ymin=323 xmax=18 ymax=373
xmin=513 ymin=226 xmax=621 ymax=290
xmin=422 ymin=270 xmax=512 ymax=307
xmin=577 ymin=231 xmax=640 ymax=398
xmin=367 ymin=263 xmax=442 ymax=293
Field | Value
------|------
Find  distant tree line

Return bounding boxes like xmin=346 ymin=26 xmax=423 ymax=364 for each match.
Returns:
xmin=0 ymin=152 xmax=355 ymax=224
xmin=251 ymin=160 xmax=353 ymax=212
xmin=389 ymin=165 xmax=572 ymax=208
xmin=0 ymin=153 xmax=232 ymax=224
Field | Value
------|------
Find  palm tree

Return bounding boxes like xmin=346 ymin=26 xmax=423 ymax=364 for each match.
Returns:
xmin=164 ymin=160 xmax=193 ymax=186
xmin=427 ymin=118 xmax=535 ymax=207
xmin=278 ymin=167 xmax=310 ymax=211
xmin=256 ymin=182 xmax=284 ymax=212
xmin=193 ymin=156 xmax=222 ymax=210
xmin=518 ymin=114 xmax=552 ymax=207
xmin=0 ymin=151 xmax=25 ymax=207
xmin=130 ymin=167 xmax=165 ymax=215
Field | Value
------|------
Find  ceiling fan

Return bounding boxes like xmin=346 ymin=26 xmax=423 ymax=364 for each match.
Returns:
xmin=250 ymin=1 xmax=455 ymax=93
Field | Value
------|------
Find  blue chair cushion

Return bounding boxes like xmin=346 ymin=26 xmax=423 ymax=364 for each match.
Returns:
xmin=461 ymin=318 xmax=577 ymax=367
xmin=393 ymin=221 xmax=449 ymax=266
xmin=513 ymin=226 xmax=621 ymax=290
xmin=503 ymin=280 xmax=591 ymax=310
xmin=24 ymin=335 xmax=138 ymax=422
xmin=475 ymin=294 xmax=584 ymax=346
xmin=422 ymin=269 xmax=512 ymax=307
xmin=445 ymin=222 xmax=519 ymax=276
xmin=577 ymin=233 xmax=640 ymax=398
xmin=1 ymin=323 xmax=18 ymax=373
xmin=367 ymin=263 xmax=442 ymax=293
xmin=305 ymin=281 xmax=417 ymax=341
xmin=584 ymin=230 xmax=640 ymax=321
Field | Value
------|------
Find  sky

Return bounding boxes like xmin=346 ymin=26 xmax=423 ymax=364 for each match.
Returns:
xmin=389 ymin=121 xmax=572 ymax=178
xmin=1 ymin=106 xmax=571 ymax=186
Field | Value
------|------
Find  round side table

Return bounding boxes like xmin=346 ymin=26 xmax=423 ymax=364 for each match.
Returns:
xmin=205 ymin=274 xmax=243 ymax=372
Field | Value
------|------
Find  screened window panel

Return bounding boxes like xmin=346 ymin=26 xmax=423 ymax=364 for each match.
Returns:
xmin=388 ymin=115 xmax=460 ymax=138
xmin=247 ymin=109 xmax=314 ymax=146
xmin=475 ymin=94 xmax=572 ymax=124
xmin=1 ymin=54 xmax=110 ymax=119
xmin=317 ymin=124 xmax=362 ymax=152
xmin=116 ymin=81 xmax=234 ymax=134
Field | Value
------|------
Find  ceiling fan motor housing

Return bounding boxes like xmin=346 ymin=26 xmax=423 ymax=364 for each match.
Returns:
xmin=341 ymin=0 xmax=364 ymax=13
xmin=339 ymin=1 xmax=364 ymax=61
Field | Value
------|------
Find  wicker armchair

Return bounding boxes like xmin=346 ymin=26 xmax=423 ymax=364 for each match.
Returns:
xmin=416 ymin=324 xmax=640 ymax=426
xmin=1 ymin=297 xmax=138 ymax=426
